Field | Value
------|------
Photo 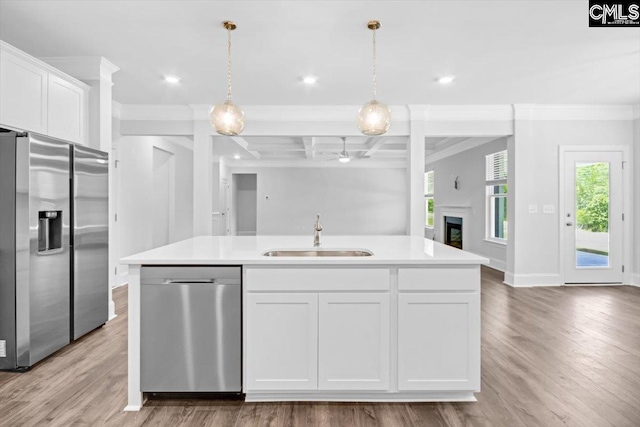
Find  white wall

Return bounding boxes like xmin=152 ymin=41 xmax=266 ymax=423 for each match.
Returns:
xmin=222 ymin=166 xmax=407 ymax=236
xmin=509 ymin=116 xmax=635 ymax=286
xmin=425 ymin=138 xmax=508 ymax=271
xmin=115 ymin=135 xmax=193 ymax=275
xmin=151 ymin=147 xmax=174 ymax=247
xmin=634 ymin=113 xmax=640 ymax=286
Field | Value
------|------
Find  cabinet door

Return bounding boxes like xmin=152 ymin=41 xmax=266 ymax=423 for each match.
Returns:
xmin=318 ymin=293 xmax=389 ymax=390
xmin=246 ymin=293 xmax=318 ymax=391
xmin=47 ymin=74 xmax=86 ymax=144
xmin=398 ymin=293 xmax=480 ymax=391
xmin=0 ymin=50 xmax=48 ymax=133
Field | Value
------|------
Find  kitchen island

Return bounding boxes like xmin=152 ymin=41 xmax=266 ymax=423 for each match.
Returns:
xmin=121 ymin=235 xmax=488 ymax=411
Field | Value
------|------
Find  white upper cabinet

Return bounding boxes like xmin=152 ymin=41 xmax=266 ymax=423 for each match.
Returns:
xmin=0 ymin=41 xmax=88 ymax=144
xmin=0 ymin=48 xmax=48 ymax=134
xmin=47 ymin=74 xmax=85 ymax=143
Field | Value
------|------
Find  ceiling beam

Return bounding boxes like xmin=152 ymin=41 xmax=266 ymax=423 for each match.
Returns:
xmin=362 ymin=137 xmax=387 ymax=157
xmin=230 ymin=136 xmax=261 ymax=159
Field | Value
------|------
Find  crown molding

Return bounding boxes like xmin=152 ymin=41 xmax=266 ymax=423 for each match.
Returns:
xmin=1 ymin=40 xmax=90 ymax=89
xmin=425 ymin=136 xmax=505 ymax=164
xmin=514 ymin=104 xmax=635 ymax=121
xmin=39 ymin=56 xmax=119 ymax=83
xmin=114 ymin=103 xmax=638 ymax=123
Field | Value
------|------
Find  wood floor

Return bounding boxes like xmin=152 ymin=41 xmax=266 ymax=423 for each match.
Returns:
xmin=1 ymin=267 xmax=639 ymax=427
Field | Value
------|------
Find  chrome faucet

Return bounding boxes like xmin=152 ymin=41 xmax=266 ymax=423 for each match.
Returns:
xmin=313 ymin=214 xmax=323 ymax=247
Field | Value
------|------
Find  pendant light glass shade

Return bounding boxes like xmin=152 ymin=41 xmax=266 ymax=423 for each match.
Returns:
xmin=209 ymin=101 xmax=245 ymax=136
xmin=211 ymin=21 xmax=245 ymax=136
xmin=357 ymin=100 xmax=391 ymax=136
xmin=357 ymin=20 xmax=390 ymax=136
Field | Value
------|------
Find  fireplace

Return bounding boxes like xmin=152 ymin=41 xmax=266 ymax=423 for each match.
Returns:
xmin=444 ymin=216 xmax=463 ymax=249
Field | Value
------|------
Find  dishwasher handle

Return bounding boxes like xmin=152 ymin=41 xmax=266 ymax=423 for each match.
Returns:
xmin=162 ymin=279 xmax=218 ymax=284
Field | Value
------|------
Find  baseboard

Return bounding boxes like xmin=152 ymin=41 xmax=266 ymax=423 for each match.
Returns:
xmin=485 ymin=257 xmax=506 ymax=272
xmin=631 ymin=273 xmax=640 ymax=287
xmin=502 ymin=273 xmax=562 ymax=287
xmin=245 ymin=391 xmax=477 ymax=403
xmin=113 ymin=266 xmax=129 ymax=289
xmin=466 ymin=250 xmax=506 ymax=272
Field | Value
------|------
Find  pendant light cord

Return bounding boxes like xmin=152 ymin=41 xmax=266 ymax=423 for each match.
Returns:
xmin=372 ymin=27 xmax=377 ymax=100
xmin=227 ymin=27 xmax=233 ymax=101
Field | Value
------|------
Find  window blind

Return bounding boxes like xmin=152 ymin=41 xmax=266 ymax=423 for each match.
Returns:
xmin=486 ymin=150 xmax=507 ymax=184
xmin=425 ymin=171 xmax=434 ymax=195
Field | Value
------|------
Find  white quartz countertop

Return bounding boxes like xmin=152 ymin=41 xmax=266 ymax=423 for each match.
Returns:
xmin=120 ymin=235 xmax=489 ymax=266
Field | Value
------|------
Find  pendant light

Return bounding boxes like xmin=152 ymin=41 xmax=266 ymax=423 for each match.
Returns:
xmin=357 ymin=20 xmax=391 ymax=136
xmin=210 ymin=21 xmax=245 ymax=136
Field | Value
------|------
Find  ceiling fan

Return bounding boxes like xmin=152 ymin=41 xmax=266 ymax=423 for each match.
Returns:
xmin=318 ymin=137 xmax=352 ymax=163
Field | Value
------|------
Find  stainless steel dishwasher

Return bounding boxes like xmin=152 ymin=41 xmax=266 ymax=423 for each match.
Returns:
xmin=140 ymin=266 xmax=241 ymax=392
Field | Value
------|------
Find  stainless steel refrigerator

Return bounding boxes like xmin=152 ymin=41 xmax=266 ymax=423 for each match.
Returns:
xmin=0 ymin=130 xmax=109 ymax=370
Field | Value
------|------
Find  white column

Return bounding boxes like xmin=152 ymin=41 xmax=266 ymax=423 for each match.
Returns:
xmin=38 ymin=57 xmax=120 ymax=319
xmin=124 ymin=264 xmax=143 ymax=411
xmin=192 ymin=111 xmax=213 ymax=236
xmin=407 ymin=106 xmax=426 ymax=236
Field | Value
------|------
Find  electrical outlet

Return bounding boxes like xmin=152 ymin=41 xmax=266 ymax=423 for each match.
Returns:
xmin=0 ymin=340 xmax=6 ymax=358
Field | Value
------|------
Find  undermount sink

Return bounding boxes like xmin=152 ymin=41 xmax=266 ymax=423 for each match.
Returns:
xmin=262 ymin=248 xmax=374 ymax=257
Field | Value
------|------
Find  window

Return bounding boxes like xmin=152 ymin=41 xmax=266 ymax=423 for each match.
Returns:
xmin=425 ymin=170 xmax=434 ymax=228
xmin=486 ymin=150 xmax=507 ymax=241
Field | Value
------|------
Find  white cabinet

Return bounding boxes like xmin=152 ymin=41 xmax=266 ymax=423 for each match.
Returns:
xmin=318 ymin=293 xmax=389 ymax=390
xmin=244 ymin=266 xmax=481 ymax=400
xmin=0 ymin=41 xmax=87 ymax=144
xmin=398 ymin=292 xmax=480 ymax=391
xmin=47 ymin=74 xmax=85 ymax=143
xmin=0 ymin=49 xmax=48 ymax=134
xmin=246 ymin=293 xmax=318 ymax=391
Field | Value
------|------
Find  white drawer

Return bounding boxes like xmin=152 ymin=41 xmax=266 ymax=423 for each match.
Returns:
xmin=398 ymin=267 xmax=479 ymax=292
xmin=245 ymin=268 xmax=390 ymax=292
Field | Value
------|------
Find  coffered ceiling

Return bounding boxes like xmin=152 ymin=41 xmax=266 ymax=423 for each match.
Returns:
xmin=1 ymin=0 xmax=638 ymax=106
xmin=211 ymin=135 xmax=408 ymax=162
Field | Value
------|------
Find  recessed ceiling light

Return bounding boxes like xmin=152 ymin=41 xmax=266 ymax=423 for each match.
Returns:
xmin=302 ymin=75 xmax=318 ymax=85
xmin=164 ymin=75 xmax=181 ymax=84
xmin=233 ymin=154 xmax=240 ymax=160
xmin=437 ymin=75 xmax=455 ymax=84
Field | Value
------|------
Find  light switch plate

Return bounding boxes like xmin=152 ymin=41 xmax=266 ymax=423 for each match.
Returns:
xmin=543 ymin=204 xmax=555 ymax=214
xmin=528 ymin=204 xmax=538 ymax=214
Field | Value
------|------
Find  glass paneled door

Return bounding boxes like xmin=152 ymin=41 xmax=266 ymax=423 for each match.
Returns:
xmin=563 ymin=151 xmax=623 ymax=283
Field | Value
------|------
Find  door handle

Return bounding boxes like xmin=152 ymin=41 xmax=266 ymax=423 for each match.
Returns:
xmin=566 ymin=222 xmax=573 ymax=226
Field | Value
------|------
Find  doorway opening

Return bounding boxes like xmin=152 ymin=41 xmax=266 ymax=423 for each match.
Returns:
xmin=231 ymin=174 xmax=257 ymax=236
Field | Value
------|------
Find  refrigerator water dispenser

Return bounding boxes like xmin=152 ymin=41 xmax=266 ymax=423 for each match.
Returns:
xmin=38 ymin=210 xmax=62 ymax=253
